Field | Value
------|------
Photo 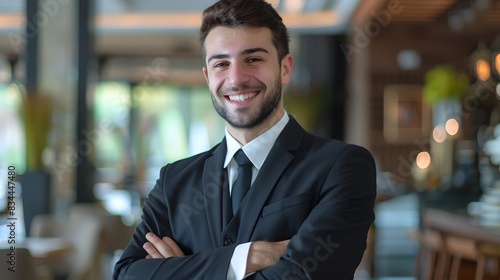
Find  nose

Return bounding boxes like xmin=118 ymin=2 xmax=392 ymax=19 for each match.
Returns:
xmin=227 ymin=62 xmax=250 ymax=86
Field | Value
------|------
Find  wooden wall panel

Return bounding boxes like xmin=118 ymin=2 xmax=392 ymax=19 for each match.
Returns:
xmin=351 ymin=21 xmax=499 ymax=188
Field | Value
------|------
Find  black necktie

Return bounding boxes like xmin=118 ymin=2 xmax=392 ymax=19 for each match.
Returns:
xmin=232 ymin=149 xmax=252 ymax=213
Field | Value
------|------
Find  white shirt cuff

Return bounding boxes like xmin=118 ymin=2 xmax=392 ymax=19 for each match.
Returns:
xmin=227 ymin=242 xmax=253 ymax=280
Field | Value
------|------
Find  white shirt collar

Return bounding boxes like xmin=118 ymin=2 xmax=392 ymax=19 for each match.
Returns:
xmin=224 ymin=112 xmax=289 ymax=169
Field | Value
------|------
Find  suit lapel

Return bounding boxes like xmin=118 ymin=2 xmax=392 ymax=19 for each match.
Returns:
xmin=202 ymin=140 xmax=228 ymax=248
xmin=237 ymin=117 xmax=305 ymax=242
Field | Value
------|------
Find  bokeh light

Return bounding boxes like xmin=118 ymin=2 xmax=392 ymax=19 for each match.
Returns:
xmin=445 ymin=118 xmax=460 ymax=136
xmin=433 ymin=125 xmax=447 ymax=143
xmin=416 ymin=151 xmax=431 ymax=169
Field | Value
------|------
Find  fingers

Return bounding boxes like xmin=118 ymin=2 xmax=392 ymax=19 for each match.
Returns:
xmin=143 ymin=241 xmax=161 ymax=258
xmin=143 ymin=232 xmax=185 ymax=259
xmin=247 ymin=240 xmax=289 ymax=272
xmin=144 ymin=232 xmax=175 ymax=258
xmin=163 ymin=236 xmax=185 ymax=257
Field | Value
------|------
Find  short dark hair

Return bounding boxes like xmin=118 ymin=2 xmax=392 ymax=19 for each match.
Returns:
xmin=200 ymin=0 xmax=290 ymax=62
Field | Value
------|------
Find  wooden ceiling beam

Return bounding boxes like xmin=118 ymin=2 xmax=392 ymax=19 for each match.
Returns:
xmin=348 ymin=0 xmax=463 ymax=25
xmin=349 ymin=0 xmax=389 ymax=26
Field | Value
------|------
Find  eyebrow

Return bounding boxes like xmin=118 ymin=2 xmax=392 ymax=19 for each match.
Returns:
xmin=207 ymin=47 xmax=270 ymax=64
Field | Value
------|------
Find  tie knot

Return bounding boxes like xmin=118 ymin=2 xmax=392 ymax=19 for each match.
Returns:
xmin=234 ymin=150 xmax=252 ymax=167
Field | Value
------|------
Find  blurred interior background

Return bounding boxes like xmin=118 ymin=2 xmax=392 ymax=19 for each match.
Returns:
xmin=0 ymin=0 xmax=500 ymax=279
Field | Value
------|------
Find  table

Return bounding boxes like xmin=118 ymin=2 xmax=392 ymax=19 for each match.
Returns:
xmin=419 ymin=207 xmax=500 ymax=279
xmin=423 ymin=208 xmax=500 ymax=246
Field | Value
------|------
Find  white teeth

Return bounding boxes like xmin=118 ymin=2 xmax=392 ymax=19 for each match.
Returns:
xmin=228 ymin=93 xmax=256 ymax=102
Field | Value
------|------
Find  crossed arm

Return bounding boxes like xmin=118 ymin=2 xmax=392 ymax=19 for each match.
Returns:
xmin=143 ymin=232 xmax=289 ymax=275
xmin=114 ymin=145 xmax=376 ymax=279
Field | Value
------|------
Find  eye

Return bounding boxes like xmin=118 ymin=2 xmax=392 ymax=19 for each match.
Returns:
xmin=213 ymin=61 xmax=229 ymax=68
xmin=246 ymin=57 xmax=262 ymax=63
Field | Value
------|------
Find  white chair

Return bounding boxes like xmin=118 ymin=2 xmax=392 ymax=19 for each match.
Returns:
xmin=30 ymin=210 xmax=105 ymax=280
xmin=30 ymin=203 xmax=134 ymax=280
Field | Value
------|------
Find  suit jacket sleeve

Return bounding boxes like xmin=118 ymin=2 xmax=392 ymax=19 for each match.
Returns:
xmin=251 ymin=144 xmax=376 ymax=280
xmin=113 ymin=165 xmax=237 ymax=280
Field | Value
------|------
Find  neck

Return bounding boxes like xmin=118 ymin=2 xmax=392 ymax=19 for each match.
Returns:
xmin=227 ymin=108 xmax=284 ymax=145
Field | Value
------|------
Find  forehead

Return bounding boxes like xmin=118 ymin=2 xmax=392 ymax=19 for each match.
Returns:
xmin=204 ymin=26 xmax=275 ymax=57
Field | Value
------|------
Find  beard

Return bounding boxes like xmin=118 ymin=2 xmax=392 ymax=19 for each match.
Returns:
xmin=211 ymin=77 xmax=282 ymax=129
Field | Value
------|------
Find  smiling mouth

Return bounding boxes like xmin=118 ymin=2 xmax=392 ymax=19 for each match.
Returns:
xmin=227 ymin=92 xmax=258 ymax=102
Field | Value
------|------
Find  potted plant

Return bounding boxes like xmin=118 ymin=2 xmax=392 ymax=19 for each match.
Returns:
xmin=423 ymin=65 xmax=469 ymax=107
xmin=422 ymin=65 xmax=469 ymax=189
xmin=20 ymin=90 xmax=53 ymax=235
xmin=23 ymin=93 xmax=52 ymax=171
xmin=423 ymin=65 xmax=469 ymax=126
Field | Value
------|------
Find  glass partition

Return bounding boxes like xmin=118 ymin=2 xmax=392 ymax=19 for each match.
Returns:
xmin=92 ymin=81 xmax=225 ymax=221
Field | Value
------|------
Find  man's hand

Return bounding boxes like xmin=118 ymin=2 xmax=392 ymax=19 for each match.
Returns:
xmin=143 ymin=232 xmax=185 ymax=259
xmin=246 ymin=239 xmax=290 ymax=274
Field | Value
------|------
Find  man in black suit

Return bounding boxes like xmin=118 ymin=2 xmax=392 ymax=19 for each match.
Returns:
xmin=113 ymin=0 xmax=376 ymax=279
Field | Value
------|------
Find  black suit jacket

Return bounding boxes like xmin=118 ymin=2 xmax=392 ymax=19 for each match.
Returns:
xmin=114 ymin=117 xmax=376 ymax=280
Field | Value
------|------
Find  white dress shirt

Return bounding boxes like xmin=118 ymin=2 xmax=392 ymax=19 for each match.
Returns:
xmin=225 ymin=112 xmax=289 ymax=280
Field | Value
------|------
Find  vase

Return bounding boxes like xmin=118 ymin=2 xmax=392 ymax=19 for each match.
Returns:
xmin=18 ymin=169 xmax=52 ymax=236
xmin=430 ymin=99 xmax=462 ymax=189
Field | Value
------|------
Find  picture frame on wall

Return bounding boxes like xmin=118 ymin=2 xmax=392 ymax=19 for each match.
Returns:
xmin=383 ymin=85 xmax=432 ymax=144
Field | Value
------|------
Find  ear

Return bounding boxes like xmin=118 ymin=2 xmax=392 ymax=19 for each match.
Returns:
xmin=280 ymin=54 xmax=294 ymax=85
xmin=202 ymin=66 xmax=209 ymax=85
